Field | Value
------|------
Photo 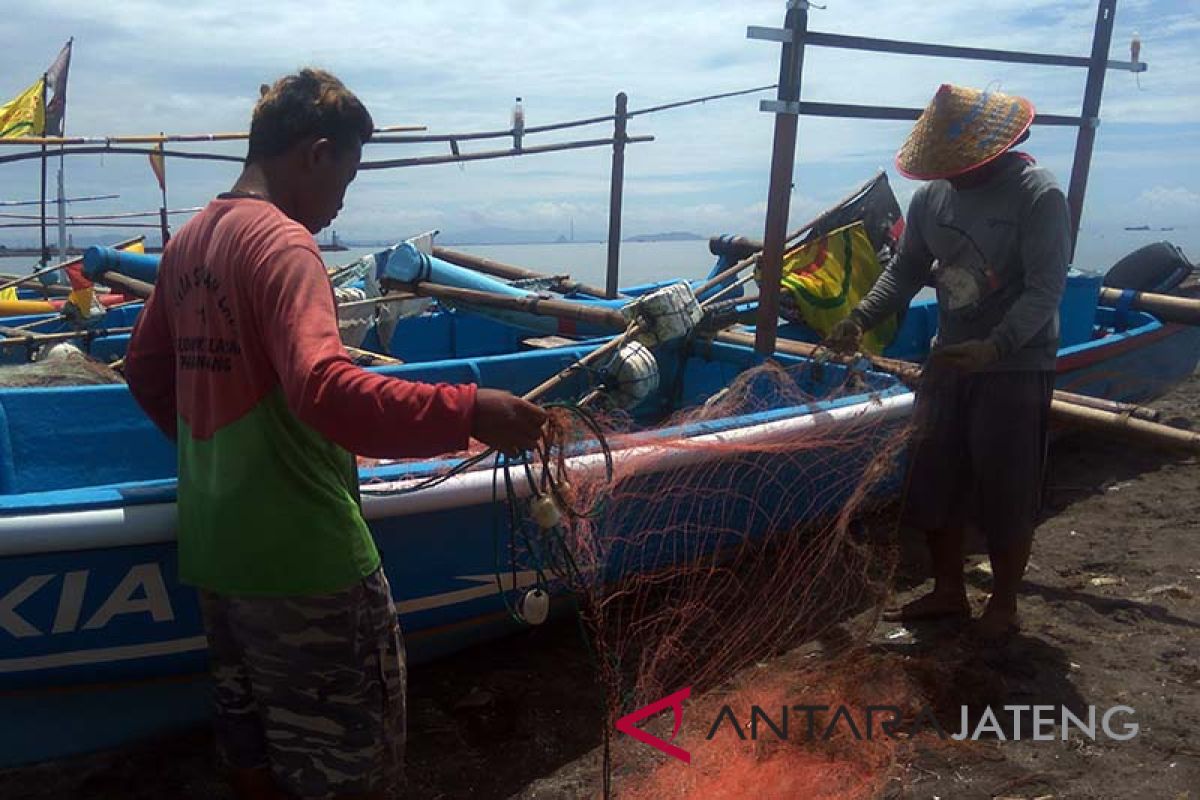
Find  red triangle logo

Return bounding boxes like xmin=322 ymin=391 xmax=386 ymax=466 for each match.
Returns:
xmin=614 ymin=686 xmax=692 ymax=764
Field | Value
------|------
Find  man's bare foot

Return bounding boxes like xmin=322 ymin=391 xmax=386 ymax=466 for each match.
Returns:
xmin=882 ymin=590 xmax=970 ymax=623
xmin=970 ymin=598 xmax=1021 ymax=643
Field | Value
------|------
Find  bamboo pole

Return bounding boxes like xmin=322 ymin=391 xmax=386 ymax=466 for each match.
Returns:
xmin=367 ymin=84 xmax=776 ymax=144
xmin=0 ymin=221 xmax=164 ymax=230
xmin=0 ymin=276 xmax=73 ymax=297
xmin=382 ymin=280 xmax=629 ymax=331
xmin=694 ymin=172 xmax=884 ymax=297
xmin=701 ymin=271 xmax=757 ymax=308
xmin=1049 ymin=398 xmax=1199 ymax=452
xmin=3 ymin=294 xmax=141 ymax=333
xmin=0 ymin=193 xmax=120 ymax=207
xmin=1053 ymin=389 xmax=1161 ymax=422
xmin=0 ymin=325 xmax=134 ymax=348
xmin=0 ymin=235 xmax=143 ymax=293
xmin=717 ymin=330 xmax=1199 ymax=453
xmin=105 ymin=323 xmax=402 ymax=373
xmin=337 ymin=293 xmax=421 ymax=311
xmin=98 ymin=272 xmax=154 ymax=299
xmin=605 ymin=92 xmax=628 ymax=299
xmin=0 ymin=124 xmax=425 ymax=146
xmin=360 ymin=135 xmax=653 ymax=171
xmin=39 ymin=145 xmax=47 ymax=266
xmin=1098 ymin=287 xmax=1200 ymax=326
xmin=523 ymin=329 xmax=634 ymax=403
xmin=0 ymin=207 xmax=201 ymax=221
xmin=345 ymin=346 xmax=403 ymax=366
xmin=1066 ymin=0 xmax=1118 ymax=257
xmin=0 ymin=147 xmax=245 ymax=167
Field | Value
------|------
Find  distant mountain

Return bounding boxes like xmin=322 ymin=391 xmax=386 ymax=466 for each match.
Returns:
xmin=332 ymin=227 xmax=707 ymax=248
xmin=624 ymin=231 xmax=705 ymax=243
xmin=438 ymin=226 xmax=567 ymax=246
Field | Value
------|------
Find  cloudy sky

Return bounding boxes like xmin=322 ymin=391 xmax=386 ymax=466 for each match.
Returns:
xmin=1 ymin=0 xmax=1197 ymax=268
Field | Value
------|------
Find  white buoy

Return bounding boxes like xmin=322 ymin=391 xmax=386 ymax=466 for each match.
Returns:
xmin=606 ymin=340 xmax=660 ymax=408
xmin=530 ymin=493 xmax=562 ymax=529
xmin=621 ymin=281 xmax=702 ymax=346
xmin=36 ymin=342 xmax=85 ymax=362
xmin=519 ymin=588 xmax=550 ymax=625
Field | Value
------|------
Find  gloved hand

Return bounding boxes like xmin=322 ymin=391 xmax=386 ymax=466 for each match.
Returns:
xmin=824 ymin=316 xmax=864 ymax=354
xmin=928 ymin=339 xmax=1000 ymax=371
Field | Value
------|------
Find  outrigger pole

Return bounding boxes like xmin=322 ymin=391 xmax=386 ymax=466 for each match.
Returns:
xmin=749 ymin=0 xmax=1144 ymax=355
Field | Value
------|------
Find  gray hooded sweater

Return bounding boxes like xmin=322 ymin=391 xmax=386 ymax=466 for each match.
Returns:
xmin=853 ymin=154 xmax=1072 ymax=371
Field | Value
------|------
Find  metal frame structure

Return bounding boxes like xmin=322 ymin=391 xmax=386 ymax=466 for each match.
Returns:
xmin=1 ymin=85 xmax=778 ymax=279
xmin=749 ymin=0 xmax=1144 ymax=354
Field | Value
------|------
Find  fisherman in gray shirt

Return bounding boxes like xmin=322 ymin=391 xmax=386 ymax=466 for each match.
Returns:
xmin=827 ymin=84 xmax=1072 ymax=643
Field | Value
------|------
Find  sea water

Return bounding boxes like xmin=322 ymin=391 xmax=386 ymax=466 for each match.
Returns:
xmin=0 ymin=240 xmax=715 ymax=291
xmin=2 ymin=228 xmax=1194 ymax=291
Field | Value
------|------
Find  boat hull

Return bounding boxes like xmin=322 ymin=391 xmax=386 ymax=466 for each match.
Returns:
xmin=0 ymin=343 xmax=908 ymax=765
xmin=0 ymin=287 xmax=1196 ymax=767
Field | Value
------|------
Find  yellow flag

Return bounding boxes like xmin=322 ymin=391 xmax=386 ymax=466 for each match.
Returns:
xmin=0 ymin=287 xmax=17 ymax=303
xmin=65 ymin=286 xmax=95 ymax=319
xmin=0 ymin=78 xmax=45 ymax=139
xmin=777 ymin=221 xmax=898 ymax=355
xmin=148 ymin=142 xmax=166 ymax=191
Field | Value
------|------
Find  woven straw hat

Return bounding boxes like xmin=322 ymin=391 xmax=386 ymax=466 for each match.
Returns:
xmin=895 ymin=84 xmax=1035 ymax=180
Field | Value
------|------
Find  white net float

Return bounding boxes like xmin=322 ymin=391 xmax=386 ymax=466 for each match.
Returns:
xmin=518 ymin=588 xmax=550 ymax=626
xmin=621 ymin=282 xmax=703 ymax=347
xmin=604 ymin=340 xmax=660 ymax=408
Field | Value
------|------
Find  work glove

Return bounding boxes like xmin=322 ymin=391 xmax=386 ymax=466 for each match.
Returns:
xmin=927 ymin=339 xmax=1000 ymax=372
xmin=824 ymin=316 xmax=864 ymax=354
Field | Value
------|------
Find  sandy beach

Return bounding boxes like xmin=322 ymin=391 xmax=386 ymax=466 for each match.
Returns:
xmin=1 ymin=373 xmax=1196 ymax=800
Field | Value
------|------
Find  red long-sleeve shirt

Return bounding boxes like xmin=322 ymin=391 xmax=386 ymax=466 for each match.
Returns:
xmin=124 ymin=194 xmax=477 ymax=595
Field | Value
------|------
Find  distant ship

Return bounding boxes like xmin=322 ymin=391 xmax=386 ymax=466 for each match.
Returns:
xmin=319 ymin=229 xmax=349 ymax=252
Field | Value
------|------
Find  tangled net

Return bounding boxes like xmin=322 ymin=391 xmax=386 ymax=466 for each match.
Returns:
xmin=0 ymin=343 xmax=125 ymax=387
xmin=493 ymin=359 xmax=915 ymax=797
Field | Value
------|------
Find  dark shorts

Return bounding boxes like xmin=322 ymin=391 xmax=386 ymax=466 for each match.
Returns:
xmin=903 ymin=364 xmax=1055 ymax=551
xmin=198 ymin=567 xmax=406 ymax=799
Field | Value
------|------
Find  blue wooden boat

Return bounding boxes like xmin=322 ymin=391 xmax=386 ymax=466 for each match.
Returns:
xmin=0 ymin=241 xmax=739 ymax=365
xmin=0 ymin=235 xmax=1196 ymax=767
xmin=777 ymin=268 xmax=1200 ymax=404
xmin=0 ymin=334 xmax=911 ymax=765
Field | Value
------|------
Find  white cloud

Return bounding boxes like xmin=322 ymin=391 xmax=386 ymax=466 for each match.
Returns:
xmin=0 ymin=0 xmax=1196 ymax=260
xmin=1136 ymin=185 xmax=1200 ymax=214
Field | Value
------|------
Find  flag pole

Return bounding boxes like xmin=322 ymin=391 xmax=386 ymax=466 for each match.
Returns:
xmin=39 ymin=73 xmax=48 ymax=269
xmin=159 ymin=136 xmax=169 ymax=247
xmin=57 ymin=38 xmax=72 ymax=262
xmin=56 ymin=163 xmax=67 ymax=261
xmin=153 ymin=135 xmax=169 ymax=247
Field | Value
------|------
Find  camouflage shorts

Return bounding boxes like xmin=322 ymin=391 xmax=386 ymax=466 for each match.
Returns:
xmin=198 ymin=567 xmax=406 ymax=799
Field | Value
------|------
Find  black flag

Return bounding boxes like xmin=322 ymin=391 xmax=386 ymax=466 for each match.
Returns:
xmin=44 ymin=39 xmax=72 ymax=136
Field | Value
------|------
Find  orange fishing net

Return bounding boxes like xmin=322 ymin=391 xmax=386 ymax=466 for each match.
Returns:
xmin=522 ymin=360 xmax=915 ymax=797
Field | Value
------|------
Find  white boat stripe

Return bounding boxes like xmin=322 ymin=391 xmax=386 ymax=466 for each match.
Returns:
xmin=0 ymin=393 xmax=914 ymax=555
xmin=0 ymin=635 xmax=208 ymax=673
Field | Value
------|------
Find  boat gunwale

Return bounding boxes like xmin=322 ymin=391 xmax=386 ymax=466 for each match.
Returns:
xmin=0 ymin=386 xmax=915 ymax=556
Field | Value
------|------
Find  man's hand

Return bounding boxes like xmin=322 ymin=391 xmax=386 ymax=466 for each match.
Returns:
xmin=928 ymin=339 xmax=1000 ymax=371
xmin=824 ymin=317 xmax=864 ymax=354
xmin=472 ymin=388 xmax=548 ymax=455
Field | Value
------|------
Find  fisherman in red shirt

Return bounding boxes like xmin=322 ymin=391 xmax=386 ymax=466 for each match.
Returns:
xmin=125 ymin=69 xmax=546 ymax=800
